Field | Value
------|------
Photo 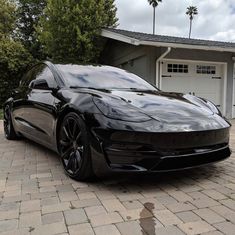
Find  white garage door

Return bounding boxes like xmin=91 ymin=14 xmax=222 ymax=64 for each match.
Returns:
xmin=161 ymin=60 xmax=225 ymax=113
xmin=233 ymin=64 xmax=235 ymax=118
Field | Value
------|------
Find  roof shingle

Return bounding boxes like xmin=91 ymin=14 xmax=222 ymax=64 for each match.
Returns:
xmin=104 ymin=28 xmax=235 ymax=49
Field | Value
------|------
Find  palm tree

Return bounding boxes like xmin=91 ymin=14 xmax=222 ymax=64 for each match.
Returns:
xmin=148 ymin=0 xmax=162 ymax=35
xmin=186 ymin=6 xmax=198 ymax=39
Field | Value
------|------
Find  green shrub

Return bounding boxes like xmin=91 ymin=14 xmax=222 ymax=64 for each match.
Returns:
xmin=0 ymin=38 xmax=33 ymax=107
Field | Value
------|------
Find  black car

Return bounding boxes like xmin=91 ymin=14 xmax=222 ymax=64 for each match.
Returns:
xmin=3 ymin=61 xmax=231 ymax=180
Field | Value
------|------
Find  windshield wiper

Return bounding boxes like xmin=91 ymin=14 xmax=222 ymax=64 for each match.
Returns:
xmin=69 ymin=86 xmax=157 ymax=92
xmin=69 ymin=86 xmax=110 ymax=92
xmin=111 ymin=87 xmax=156 ymax=92
xmin=70 ymin=86 xmax=93 ymax=89
xmin=127 ymin=88 xmax=157 ymax=92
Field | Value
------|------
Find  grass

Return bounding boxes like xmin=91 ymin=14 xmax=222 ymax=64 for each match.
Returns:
xmin=0 ymin=109 xmax=3 ymax=120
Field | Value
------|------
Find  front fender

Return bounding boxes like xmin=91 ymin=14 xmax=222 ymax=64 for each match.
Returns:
xmin=3 ymin=97 xmax=13 ymax=109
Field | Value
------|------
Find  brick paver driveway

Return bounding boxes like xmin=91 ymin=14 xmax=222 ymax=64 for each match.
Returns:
xmin=0 ymin=120 xmax=235 ymax=235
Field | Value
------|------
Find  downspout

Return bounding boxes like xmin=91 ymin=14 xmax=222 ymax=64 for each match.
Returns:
xmin=156 ymin=47 xmax=171 ymax=89
xmin=231 ymin=56 xmax=235 ymax=118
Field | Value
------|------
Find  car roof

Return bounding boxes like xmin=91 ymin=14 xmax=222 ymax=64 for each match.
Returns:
xmin=54 ymin=63 xmax=122 ymax=72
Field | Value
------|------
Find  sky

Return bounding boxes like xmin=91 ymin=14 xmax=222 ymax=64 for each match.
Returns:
xmin=115 ymin=0 xmax=235 ymax=42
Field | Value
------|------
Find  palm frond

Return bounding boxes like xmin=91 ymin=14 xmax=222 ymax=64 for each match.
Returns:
xmin=186 ymin=6 xmax=198 ymax=15
xmin=186 ymin=6 xmax=198 ymax=19
xmin=148 ymin=0 xmax=162 ymax=8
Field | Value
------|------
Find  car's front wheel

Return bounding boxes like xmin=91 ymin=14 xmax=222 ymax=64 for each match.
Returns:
xmin=3 ymin=105 xmax=18 ymax=140
xmin=58 ymin=112 xmax=94 ymax=181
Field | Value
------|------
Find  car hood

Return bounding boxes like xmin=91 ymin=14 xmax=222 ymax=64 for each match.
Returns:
xmin=100 ymin=90 xmax=214 ymax=120
xmin=71 ymin=88 xmax=215 ymax=119
xmin=96 ymin=90 xmax=230 ymax=131
xmin=68 ymin=88 xmax=230 ymax=131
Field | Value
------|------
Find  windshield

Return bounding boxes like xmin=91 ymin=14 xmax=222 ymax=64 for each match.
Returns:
xmin=56 ymin=64 xmax=157 ymax=91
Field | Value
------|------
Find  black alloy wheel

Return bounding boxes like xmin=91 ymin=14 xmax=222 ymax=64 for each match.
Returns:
xmin=3 ymin=105 xmax=18 ymax=140
xmin=59 ymin=112 xmax=93 ymax=180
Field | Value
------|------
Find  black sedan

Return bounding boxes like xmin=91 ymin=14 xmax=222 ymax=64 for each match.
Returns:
xmin=3 ymin=61 xmax=231 ymax=180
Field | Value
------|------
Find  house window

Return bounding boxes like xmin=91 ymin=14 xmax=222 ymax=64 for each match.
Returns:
xmin=196 ymin=65 xmax=216 ymax=74
xmin=168 ymin=64 xmax=188 ymax=73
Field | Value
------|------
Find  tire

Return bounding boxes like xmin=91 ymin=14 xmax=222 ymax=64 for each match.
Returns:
xmin=58 ymin=112 xmax=94 ymax=181
xmin=3 ymin=105 xmax=18 ymax=140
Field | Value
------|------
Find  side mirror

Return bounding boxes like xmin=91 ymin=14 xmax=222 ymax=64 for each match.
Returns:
xmin=33 ymin=79 xmax=50 ymax=90
xmin=11 ymin=89 xmax=19 ymax=97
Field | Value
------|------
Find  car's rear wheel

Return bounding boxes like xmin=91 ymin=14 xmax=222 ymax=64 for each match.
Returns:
xmin=3 ymin=105 xmax=18 ymax=140
xmin=58 ymin=112 xmax=94 ymax=181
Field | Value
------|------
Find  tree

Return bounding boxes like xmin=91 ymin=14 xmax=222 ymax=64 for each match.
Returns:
xmin=186 ymin=6 xmax=198 ymax=39
xmin=0 ymin=0 xmax=33 ymax=106
xmin=148 ymin=0 xmax=162 ymax=35
xmin=16 ymin=0 xmax=47 ymax=59
xmin=0 ymin=39 xmax=33 ymax=105
xmin=103 ymin=0 xmax=118 ymax=27
xmin=0 ymin=0 xmax=16 ymax=37
xmin=38 ymin=0 xmax=118 ymax=63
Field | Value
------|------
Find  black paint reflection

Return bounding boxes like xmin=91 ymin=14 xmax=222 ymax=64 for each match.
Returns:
xmin=5 ymin=62 xmax=231 ymax=176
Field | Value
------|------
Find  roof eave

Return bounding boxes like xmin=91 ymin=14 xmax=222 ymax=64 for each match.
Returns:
xmin=141 ymin=40 xmax=235 ymax=53
xmin=101 ymin=29 xmax=140 ymax=46
xmin=101 ymin=29 xmax=235 ymax=53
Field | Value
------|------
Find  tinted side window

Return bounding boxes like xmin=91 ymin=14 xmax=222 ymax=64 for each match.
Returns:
xmin=35 ymin=66 xmax=56 ymax=89
xmin=20 ymin=65 xmax=42 ymax=87
xmin=21 ymin=64 xmax=56 ymax=89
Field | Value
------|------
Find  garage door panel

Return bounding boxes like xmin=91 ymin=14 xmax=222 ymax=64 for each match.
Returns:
xmin=162 ymin=77 xmax=191 ymax=93
xmin=161 ymin=60 xmax=224 ymax=112
xmin=194 ymin=80 xmax=215 ymax=93
xmin=232 ymin=63 xmax=235 ymax=118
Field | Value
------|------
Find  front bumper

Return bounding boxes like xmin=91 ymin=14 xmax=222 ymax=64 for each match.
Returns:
xmin=92 ymin=127 xmax=231 ymax=172
xmin=107 ymin=144 xmax=231 ymax=172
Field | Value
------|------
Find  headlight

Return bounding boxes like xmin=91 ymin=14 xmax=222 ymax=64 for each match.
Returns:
xmin=93 ymin=97 xmax=151 ymax=122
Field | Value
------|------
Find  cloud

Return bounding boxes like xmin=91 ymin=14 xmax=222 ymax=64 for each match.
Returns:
xmin=210 ymin=30 xmax=235 ymax=42
xmin=115 ymin=0 xmax=235 ymax=42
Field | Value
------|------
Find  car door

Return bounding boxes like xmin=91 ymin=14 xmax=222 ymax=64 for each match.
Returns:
xmin=11 ymin=66 xmax=38 ymax=135
xmin=23 ymin=64 xmax=58 ymax=148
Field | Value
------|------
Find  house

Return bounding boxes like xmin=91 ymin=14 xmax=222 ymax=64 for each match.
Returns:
xmin=101 ymin=28 xmax=235 ymax=119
